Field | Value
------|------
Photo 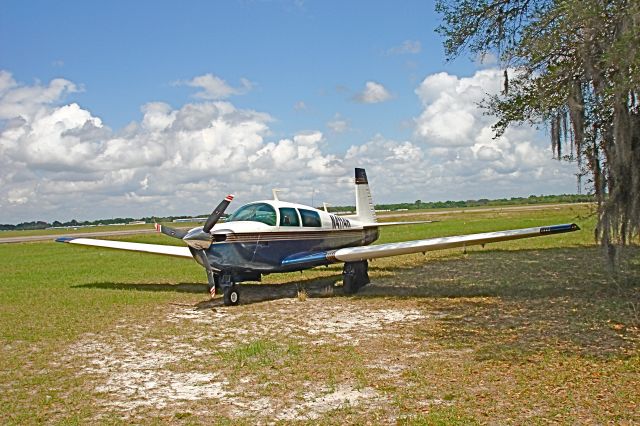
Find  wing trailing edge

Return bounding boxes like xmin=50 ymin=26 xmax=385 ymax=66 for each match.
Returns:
xmin=56 ymin=237 xmax=193 ymax=258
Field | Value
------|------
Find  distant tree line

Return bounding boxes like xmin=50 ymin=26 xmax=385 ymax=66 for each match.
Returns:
xmin=0 ymin=194 xmax=594 ymax=231
xmin=328 ymin=193 xmax=594 ymax=213
xmin=0 ymin=215 xmax=197 ymax=231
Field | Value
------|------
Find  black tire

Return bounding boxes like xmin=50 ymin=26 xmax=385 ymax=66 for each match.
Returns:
xmin=223 ymin=286 xmax=240 ymax=306
xmin=343 ymin=274 xmax=357 ymax=295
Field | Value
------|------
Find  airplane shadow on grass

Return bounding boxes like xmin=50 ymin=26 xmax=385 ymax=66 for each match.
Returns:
xmin=73 ymin=247 xmax=640 ymax=308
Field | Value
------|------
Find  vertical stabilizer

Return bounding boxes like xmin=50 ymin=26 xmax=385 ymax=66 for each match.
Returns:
xmin=353 ymin=168 xmax=377 ymax=224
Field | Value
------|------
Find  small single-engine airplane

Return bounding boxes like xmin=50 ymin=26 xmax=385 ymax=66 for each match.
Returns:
xmin=57 ymin=168 xmax=579 ymax=306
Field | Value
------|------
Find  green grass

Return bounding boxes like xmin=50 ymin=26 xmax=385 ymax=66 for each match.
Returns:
xmin=0 ymin=203 xmax=637 ymax=424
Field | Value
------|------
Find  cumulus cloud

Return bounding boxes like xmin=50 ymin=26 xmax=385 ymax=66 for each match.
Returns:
xmin=405 ymin=69 xmax=578 ymax=199
xmin=0 ymin=70 xmax=80 ymax=121
xmin=177 ymin=73 xmax=253 ymax=100
xmin=0 ymin=71 xmax=346 ymax=222
xmin=354 ymin=81 xmax=392 ymax=104
xmin=0 ymin=69 xmax=578 ymax=223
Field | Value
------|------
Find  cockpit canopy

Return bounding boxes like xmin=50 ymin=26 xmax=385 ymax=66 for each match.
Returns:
xmin=225 ymin=202 xmax=323 ymax=228
xmin=226 ymin=203 xmax=277 ymax=226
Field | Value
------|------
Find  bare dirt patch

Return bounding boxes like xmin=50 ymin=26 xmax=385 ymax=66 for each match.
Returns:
xmin=63 ymin=297 xmax=428 ymax=422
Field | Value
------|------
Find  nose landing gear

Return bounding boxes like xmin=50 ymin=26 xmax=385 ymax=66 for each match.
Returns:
xmin=218 ymin=273 xmax=240 ymax=306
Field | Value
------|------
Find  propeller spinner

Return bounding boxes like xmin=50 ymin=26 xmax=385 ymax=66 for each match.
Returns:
xmin=156 ymin=194 xmax=234 ymax=249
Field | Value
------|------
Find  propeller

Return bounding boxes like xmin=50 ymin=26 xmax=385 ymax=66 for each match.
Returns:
xmin=155 ymin=194 xmax=234 ymax=250
xmin=155 ymin=223 xmax=188 ymax=239
xmin=203 ymin=194 xmax=234 ymax=233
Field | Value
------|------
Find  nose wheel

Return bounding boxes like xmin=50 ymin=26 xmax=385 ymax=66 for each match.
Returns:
xmin=218 ymin=273 xmax=240 ymax=306
xmin=223 ymin=285 xmax=240 ymax=306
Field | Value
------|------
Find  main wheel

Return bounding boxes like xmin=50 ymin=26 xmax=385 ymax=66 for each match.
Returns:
xmin=223 ymin=286 xmax=240 ymax=306
xmin=343 ymin=274 xmax=357 ymax=295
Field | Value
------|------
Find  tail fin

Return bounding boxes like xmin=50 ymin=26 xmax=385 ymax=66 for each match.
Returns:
xmin=352 ymin=168 xmax=377 ymax=224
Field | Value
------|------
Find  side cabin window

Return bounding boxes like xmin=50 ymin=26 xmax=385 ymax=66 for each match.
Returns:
xmin=279 ymin=208 xmax=300 ymax=227
xmin=299 ymin=209 xmax=322 ymax=227
xmin=227 ymin=203 xmax=277 ymax=226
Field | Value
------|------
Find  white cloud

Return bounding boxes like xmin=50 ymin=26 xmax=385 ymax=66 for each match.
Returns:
xmin=0 ymin=71 xmax=347 ymax=222
xmin=387 ymin=40 xmax=421 ymax=55
xmin=0 ymin=69 xmax=578 ymax=224
xmin=405 ymin=68 xmax=578 ymax=199
xmin=414 ymin=69 xmax=503 ymax=146
xmin=0 ymin=70 xmax=80 ymax=121
xmin=178 ymin=73 xmax=253 ymax=100
xmin=355 ymin=81 xmax=392 ymax=104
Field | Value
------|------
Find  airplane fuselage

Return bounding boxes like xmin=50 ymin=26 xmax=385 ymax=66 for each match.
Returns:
xmin=194 ymin=200 xmax=379 ymax=278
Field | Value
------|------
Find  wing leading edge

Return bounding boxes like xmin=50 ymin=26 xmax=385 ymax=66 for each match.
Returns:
xmin=282 ymin=223 xmax=579 ymax=267
xmin=55 ymin=237 xmax=193 ymax=258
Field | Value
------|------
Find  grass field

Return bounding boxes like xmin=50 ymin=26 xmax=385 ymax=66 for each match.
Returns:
xmin=1 ymin=204 xmax=638 ymax=424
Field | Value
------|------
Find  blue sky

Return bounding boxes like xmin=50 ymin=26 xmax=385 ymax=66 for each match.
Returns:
xmin=0 ymin=1 xmax=578 ymax=223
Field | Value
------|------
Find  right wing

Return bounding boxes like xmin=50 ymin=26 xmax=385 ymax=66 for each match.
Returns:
xmin=332 ymin=223 xmax=580 ymax=262
xmin=281 ymin=223 xmax=579 ymax=267
xmin=56 ymin=237 xmax=193 ymax=258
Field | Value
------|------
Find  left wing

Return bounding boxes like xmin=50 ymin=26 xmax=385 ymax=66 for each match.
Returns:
xmin=56 ymin=237 xmax=193 ymax=258
xmin=282 ymin=223 xmax=579 ymax=267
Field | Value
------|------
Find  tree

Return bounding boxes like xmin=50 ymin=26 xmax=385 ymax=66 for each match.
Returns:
xmin=436 ymin=0 xmax=639 ymax=260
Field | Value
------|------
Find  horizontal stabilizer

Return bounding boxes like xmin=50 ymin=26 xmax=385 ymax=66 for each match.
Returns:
xmin=56 ymin=237 xmax=193 ymax=258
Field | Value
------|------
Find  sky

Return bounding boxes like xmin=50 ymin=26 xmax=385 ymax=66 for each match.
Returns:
xmin=0 ymin=0 xmax=581 ymax=224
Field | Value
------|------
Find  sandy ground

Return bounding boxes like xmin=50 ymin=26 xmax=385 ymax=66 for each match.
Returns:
xmin=63 ymin=293 xmax=432 ymax=422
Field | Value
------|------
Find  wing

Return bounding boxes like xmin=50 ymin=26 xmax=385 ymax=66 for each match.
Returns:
xmin=282 ymin=223 xmax=579 ymax=267
xmin=56 ymin=237 xmax=193 ymax=258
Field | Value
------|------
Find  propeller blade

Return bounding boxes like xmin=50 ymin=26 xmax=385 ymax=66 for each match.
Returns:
xmin=155 ymin=223 xmax=188 ymax=239
xmin=202 ymin=194 xmax=234 ymax=233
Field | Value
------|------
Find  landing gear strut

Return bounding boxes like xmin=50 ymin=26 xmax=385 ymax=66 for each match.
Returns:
xmin=342 ymin=260 xmax=369 ymax=295
xmin=206 ymin=271 xmax=219 ymax=298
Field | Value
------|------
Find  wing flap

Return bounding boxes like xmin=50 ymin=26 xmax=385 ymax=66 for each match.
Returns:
xmin=333 ymin=223 xmax=580 ymax=262
xmin=56 ymin=237 xmax=193 ymax=258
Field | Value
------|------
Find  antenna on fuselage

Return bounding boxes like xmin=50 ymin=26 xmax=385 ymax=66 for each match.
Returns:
xmin=272 ymin=189 xmax=282 ymax=201
xmin=323 ymin=202 xmax=330 ymax=213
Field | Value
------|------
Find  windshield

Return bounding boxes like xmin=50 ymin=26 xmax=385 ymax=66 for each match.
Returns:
xmin=226 ymin=203 xmax=277 ymax=226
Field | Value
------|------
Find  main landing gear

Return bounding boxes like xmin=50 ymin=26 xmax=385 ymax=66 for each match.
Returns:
xmin=342 ymin=260 xmax=370 ymax=295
